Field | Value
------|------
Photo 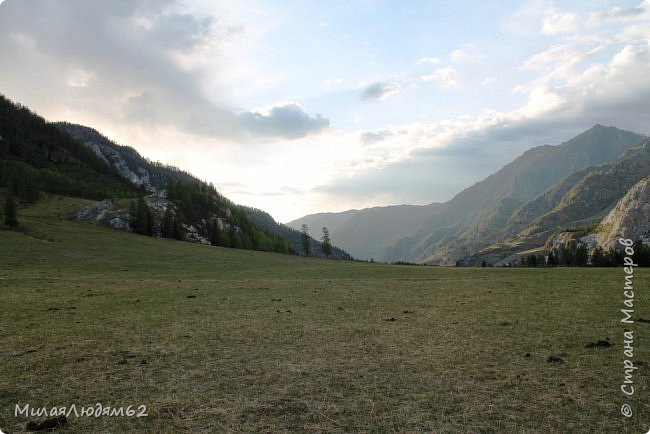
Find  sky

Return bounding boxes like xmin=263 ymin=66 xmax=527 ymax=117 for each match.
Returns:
xmin=0 ymin=0 xmax=649 ymax=222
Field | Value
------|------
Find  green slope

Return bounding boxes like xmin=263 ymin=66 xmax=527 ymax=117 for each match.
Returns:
xmin=1 ymin=195 xmax=648 ymax=433
xmin=0 ymin=95 xmax=306 ymax=256
xmin=0 ymin=94 xmax=139 ymax=201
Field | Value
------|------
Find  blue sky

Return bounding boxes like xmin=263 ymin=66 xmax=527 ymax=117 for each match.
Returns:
xmin=1 ymin=0 xmax=649 ymax=222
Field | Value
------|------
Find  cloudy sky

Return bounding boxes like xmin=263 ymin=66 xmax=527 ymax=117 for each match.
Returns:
xmin=1 ymin=0 xmax=649 ymax=222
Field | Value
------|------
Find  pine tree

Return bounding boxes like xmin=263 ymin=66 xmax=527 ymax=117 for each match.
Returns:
xmin=161 ymin=207 xmax=175 ymax=239
xmin=210 ymin=219 xmax=223 ymax=246
xmin=321 ymin=227 xmax=332 ymax=258
xmin=559 ymin=247 xmax=574 ymax=266
xmin=234 ymin=233 xmax=244 ymax=249
xmin=575 ymin=244 xmax=588 ymax=266
xmin=128 ymin=200 xmax=137 ymax=229
xmin=134 ymin=197 xmax=153 ymax=236
xmin=173 ymin=216 xmax=185 ymax=241
xmin=301 ymin=224 xmax=311 ymax=256
xmin=591 ymin=246 xmax=605 ymax=267
xmin=4 ymin=193 xmax=18 ymax=227
xmin=633 ymin=240 xmax=650 ymax=267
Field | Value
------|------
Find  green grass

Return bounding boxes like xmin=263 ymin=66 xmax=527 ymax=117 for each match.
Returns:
xmin=1 ymin=196 xmax=649 ymax=433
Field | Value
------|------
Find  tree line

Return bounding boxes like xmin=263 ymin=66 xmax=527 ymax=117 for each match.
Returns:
xmin=517 ymin=242 xmax=650 ymax=267
xmin=129 ymin=179 xmax=293 ymax=254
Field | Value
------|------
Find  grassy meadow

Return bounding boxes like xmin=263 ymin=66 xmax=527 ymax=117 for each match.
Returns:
xmin=1 ymin=196 xmax=649 ymax=433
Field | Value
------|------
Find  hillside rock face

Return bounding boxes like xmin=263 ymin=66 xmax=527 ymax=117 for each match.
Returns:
xmin=545 ymin=231 xmax=587 ymax=251
xmin=74 ymin=199 xmax=131 ymax=230
xmin=521 ymin=139 xmax=650 ymax=236
xmin=57 ymin=123 xmax=158 ymax=193
xmin=85 ymin=140 xmax=153 ymax=191
xmin=74 ymin=197 xmax=215 ymax=245
xmin=56 ymin=123 xmax=199 ymax=196
xmin=597 ymin=177 xmax=650 ymax=250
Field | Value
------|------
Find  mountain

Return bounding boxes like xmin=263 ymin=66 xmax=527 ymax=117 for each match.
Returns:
xmin=56 ymin=120 xmax=350 ymax=258
xmin=56 ymin=122 xmax=197 ymax=195
xmin=0 ymin=94 xmax=138 ymax=201
xmin=289 ymin=125 xmax=647 ymax=263
xmin=242 ymin=206 xmax=352 ymax=259
xmin=286 ymin=203 xmax=442 ymax=260
xmin=1 ymin=94 xmax=352 ymax=258
xmin=596 ymin=176 xmax=650 ymax=250
xmin=462 ymin=138 xmax=650 ymax=265
xmin=382 ymin=125 xmax=646 ymax=264
xmin=519 ymin=138 xmax=650 ymax=238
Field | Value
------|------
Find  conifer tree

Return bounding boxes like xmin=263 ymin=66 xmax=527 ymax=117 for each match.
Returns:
xmin=134 ymin=197 xmax=153 ymax=236
xmin=575 ymin=244 xmax=588 ymax=266
xmin=210 ymin=219 xmax=223 ymax=246
xmin=4 ymin=193 xmax=18 ymax=227
xmin=321 ymin=227 xmax=332 ymax=258
xmin=301 ymin=224 xmax=311 ymax=256
xmin=161 ymin=207 xmax=175 ymax=239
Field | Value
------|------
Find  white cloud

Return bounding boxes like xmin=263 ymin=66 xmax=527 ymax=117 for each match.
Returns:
xmin=541 ymin=7 xmax=578 ymax=35
xmin=360 ymin=82 xmax=401 ymax=100
xmin=66 ymin=68 xmax=95 ymax=88
xmin=325 ymin=78 xmax=343 ymax=86
xmin=239 ymin=103 xmax=330 ymax=139
xmin=2 ymin=0 xmax=649 ymax=222
xmin=0 ymin=0 xmax=329 ymax=143
xmin=421 ymin=67 xmax=458 ymax=86
xmin=415 ymin=56 xmax=440 ymax=65
xmin=481 ymin=77 xmax=496 ymax=86
xmin=522 ymin=44 xmax=583 ymax=71
xmin=501 ymin=0 xmax=546 ymax=36
xmin=588 ymin=1 xmax=649 ymax=26
xmin=450 ymin=49 xmax=467 ymax=62
xmin=358 ymin=128 xmax=407 ymax=146
xmin=316 ymin=38 xmax=650 ymax=206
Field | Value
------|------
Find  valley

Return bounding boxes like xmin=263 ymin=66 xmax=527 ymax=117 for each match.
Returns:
xmin=1 ymin=196 xmax=648 ymax=432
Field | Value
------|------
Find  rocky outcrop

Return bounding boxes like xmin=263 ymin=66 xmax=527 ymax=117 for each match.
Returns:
xmin=74 ymin=198 xmax=246 ymax=247
xmin=58 ymin=123 xmax=157 ymax=192
xmin=183 ymin=224 xmax=212 ymax=245
xmin=545 ymin=231 xmax=585 ymax=251
xmin=597 ymin=177 xmax=650 ymax=250
xmin=74 ymin=199 xmax=131 ymax=230
xmin=85 ymin=140 xmax=153 ymax=191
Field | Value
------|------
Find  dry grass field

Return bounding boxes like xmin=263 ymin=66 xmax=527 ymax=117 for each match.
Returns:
xmin=1 ymin=196 xmax=648 ymax=433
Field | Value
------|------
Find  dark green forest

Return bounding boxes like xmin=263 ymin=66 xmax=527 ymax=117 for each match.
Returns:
xmin=0 ymin=94 xmax=295 ymax=255
xmin=501 ymin=242 xmax=650 ymax=268
xmin=0 ymin=95 xmax=139 ymax=201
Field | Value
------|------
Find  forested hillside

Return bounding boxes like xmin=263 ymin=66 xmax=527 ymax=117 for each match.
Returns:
xmin=0 ymin=94 xmax=294 ymax=255
xmin=0 ymin=94 xmax=138 ymax=201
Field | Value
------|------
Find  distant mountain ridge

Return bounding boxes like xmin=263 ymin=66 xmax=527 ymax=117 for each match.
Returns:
xmin=464 ymin=137 xmax=650 ymax=266
xmin=289 ymin=125 xmax=648 ymax=264
xmin=287 ymin=203 xmax=441 ymax=260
